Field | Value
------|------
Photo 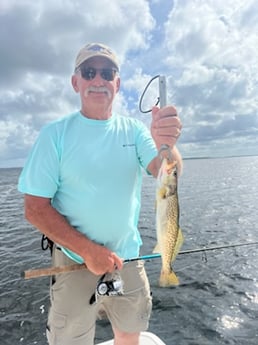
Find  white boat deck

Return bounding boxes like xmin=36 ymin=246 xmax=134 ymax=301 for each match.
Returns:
xmin=98 ymin=331 xmax=166 ymax=345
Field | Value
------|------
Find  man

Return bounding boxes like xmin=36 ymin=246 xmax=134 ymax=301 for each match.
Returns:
xmin=18 ymin=43 xmax=182 ymax=345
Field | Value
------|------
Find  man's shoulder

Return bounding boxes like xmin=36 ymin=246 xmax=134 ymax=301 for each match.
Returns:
xmin=42 ymin=112 xmax=79 ymax=131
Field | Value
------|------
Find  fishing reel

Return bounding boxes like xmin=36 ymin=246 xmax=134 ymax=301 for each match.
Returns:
xmin=89 ymin=271 xmax=124 ymax=305
xmin=97 ymin=278 xmax=123 ymax=296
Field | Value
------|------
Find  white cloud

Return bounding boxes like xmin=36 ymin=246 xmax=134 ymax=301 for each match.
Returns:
xmin=160 ymin=0 xmax=258 ymax=158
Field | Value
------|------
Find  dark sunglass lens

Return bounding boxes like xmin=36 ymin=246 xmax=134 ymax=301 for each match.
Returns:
xmin=101 ymin=69 xmax=116 ymax=81
xmin=80 ymin=67 xmax=117 ymax=81
xmin=81 ymin=67 xmax=96 ymax=80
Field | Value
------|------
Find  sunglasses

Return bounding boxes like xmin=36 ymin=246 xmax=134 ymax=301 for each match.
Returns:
xmin=79 ymin=66 xmax=118 ymax=81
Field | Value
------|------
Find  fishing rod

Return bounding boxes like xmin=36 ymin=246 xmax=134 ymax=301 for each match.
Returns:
xmin=22 ymin=241 xmax=258 ymax=279
xmin=179 ymin=241 xmax=258 ymax=255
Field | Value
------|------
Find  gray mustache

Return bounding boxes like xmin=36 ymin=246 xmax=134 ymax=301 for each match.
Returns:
xmin=85 ymin=86 xmax=112 ymax=99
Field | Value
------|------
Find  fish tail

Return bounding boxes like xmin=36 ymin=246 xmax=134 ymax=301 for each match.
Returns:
xmin=159 ymin=270 xmax=179 ymax=287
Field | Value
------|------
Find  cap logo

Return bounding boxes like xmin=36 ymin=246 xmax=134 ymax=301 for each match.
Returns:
xmin=87 ymin=44 xmax=113 ymax=55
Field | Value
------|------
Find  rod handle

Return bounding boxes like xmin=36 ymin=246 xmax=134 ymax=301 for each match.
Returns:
xmin=22 ymin=263 xmax=86 ymax=279
xmin=21 ymin=253 xmax=162 ymax=279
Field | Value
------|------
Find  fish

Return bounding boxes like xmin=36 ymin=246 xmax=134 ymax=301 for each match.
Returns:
xmin=153 ymin=155 xmax=184 ymax=287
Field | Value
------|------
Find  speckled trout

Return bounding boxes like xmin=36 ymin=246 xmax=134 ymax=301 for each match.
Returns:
xmin=154 ymin=157 xmax=184 ymax=287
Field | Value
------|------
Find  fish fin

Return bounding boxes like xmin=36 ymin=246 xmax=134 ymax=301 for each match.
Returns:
xmin=159 ymin=270 xmax=179 ymax=287
xmin=171 ymin=227 xmax=184 ymax=263
xmin=172 ymin=146 xmax=183 ymax=176
xmin=158 ymin=186 xmax=167 ymax=199
xmin=153 ymin=243 xmax=160 ymax=253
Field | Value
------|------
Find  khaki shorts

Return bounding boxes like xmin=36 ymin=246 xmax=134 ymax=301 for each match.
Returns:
xmin=46 ymin=247 xmax=152 ymax=345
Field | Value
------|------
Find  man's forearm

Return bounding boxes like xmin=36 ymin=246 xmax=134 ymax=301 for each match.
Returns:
xmin=24 ymin=194 xmax=96 ymax=260
xmin=24 ymin=194 xmax=123 ymax=275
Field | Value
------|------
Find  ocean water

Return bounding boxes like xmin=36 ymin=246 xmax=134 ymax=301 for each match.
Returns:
xmin=1 ymin=156 xmax=258 ymax=345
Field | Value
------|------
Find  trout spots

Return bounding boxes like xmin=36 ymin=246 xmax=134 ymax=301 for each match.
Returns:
xmin=154 ymin=157 xmax=184 ymax=287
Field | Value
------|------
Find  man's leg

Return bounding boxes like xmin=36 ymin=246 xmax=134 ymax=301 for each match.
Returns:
xmin=102 ymin=261 xmax=152 ymax=345
xmin=113 ymin=329 xmax=140 ymax=345
xmin=46 ymin=247 xmax=100 ymax=345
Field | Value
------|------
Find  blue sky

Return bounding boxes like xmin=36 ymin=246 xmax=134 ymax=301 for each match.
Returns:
xmin=1 ymin=0 xmax=258 ymax=168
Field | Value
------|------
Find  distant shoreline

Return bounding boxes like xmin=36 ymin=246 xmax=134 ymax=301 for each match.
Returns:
xmin=183 ymin=154 xmax=258 ymax=160
xmin=183 ymin=154 xmax=258 ymax=161
xmin=1 ymin=154 xmax=258 ymax=170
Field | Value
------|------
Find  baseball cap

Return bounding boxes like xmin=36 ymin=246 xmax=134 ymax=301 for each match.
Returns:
xmin=75 ymin=43 xmax=119 ymax=71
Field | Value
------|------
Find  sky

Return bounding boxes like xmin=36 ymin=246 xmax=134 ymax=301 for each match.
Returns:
xmin=1 ymin=0 xmax=258 ymax=168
